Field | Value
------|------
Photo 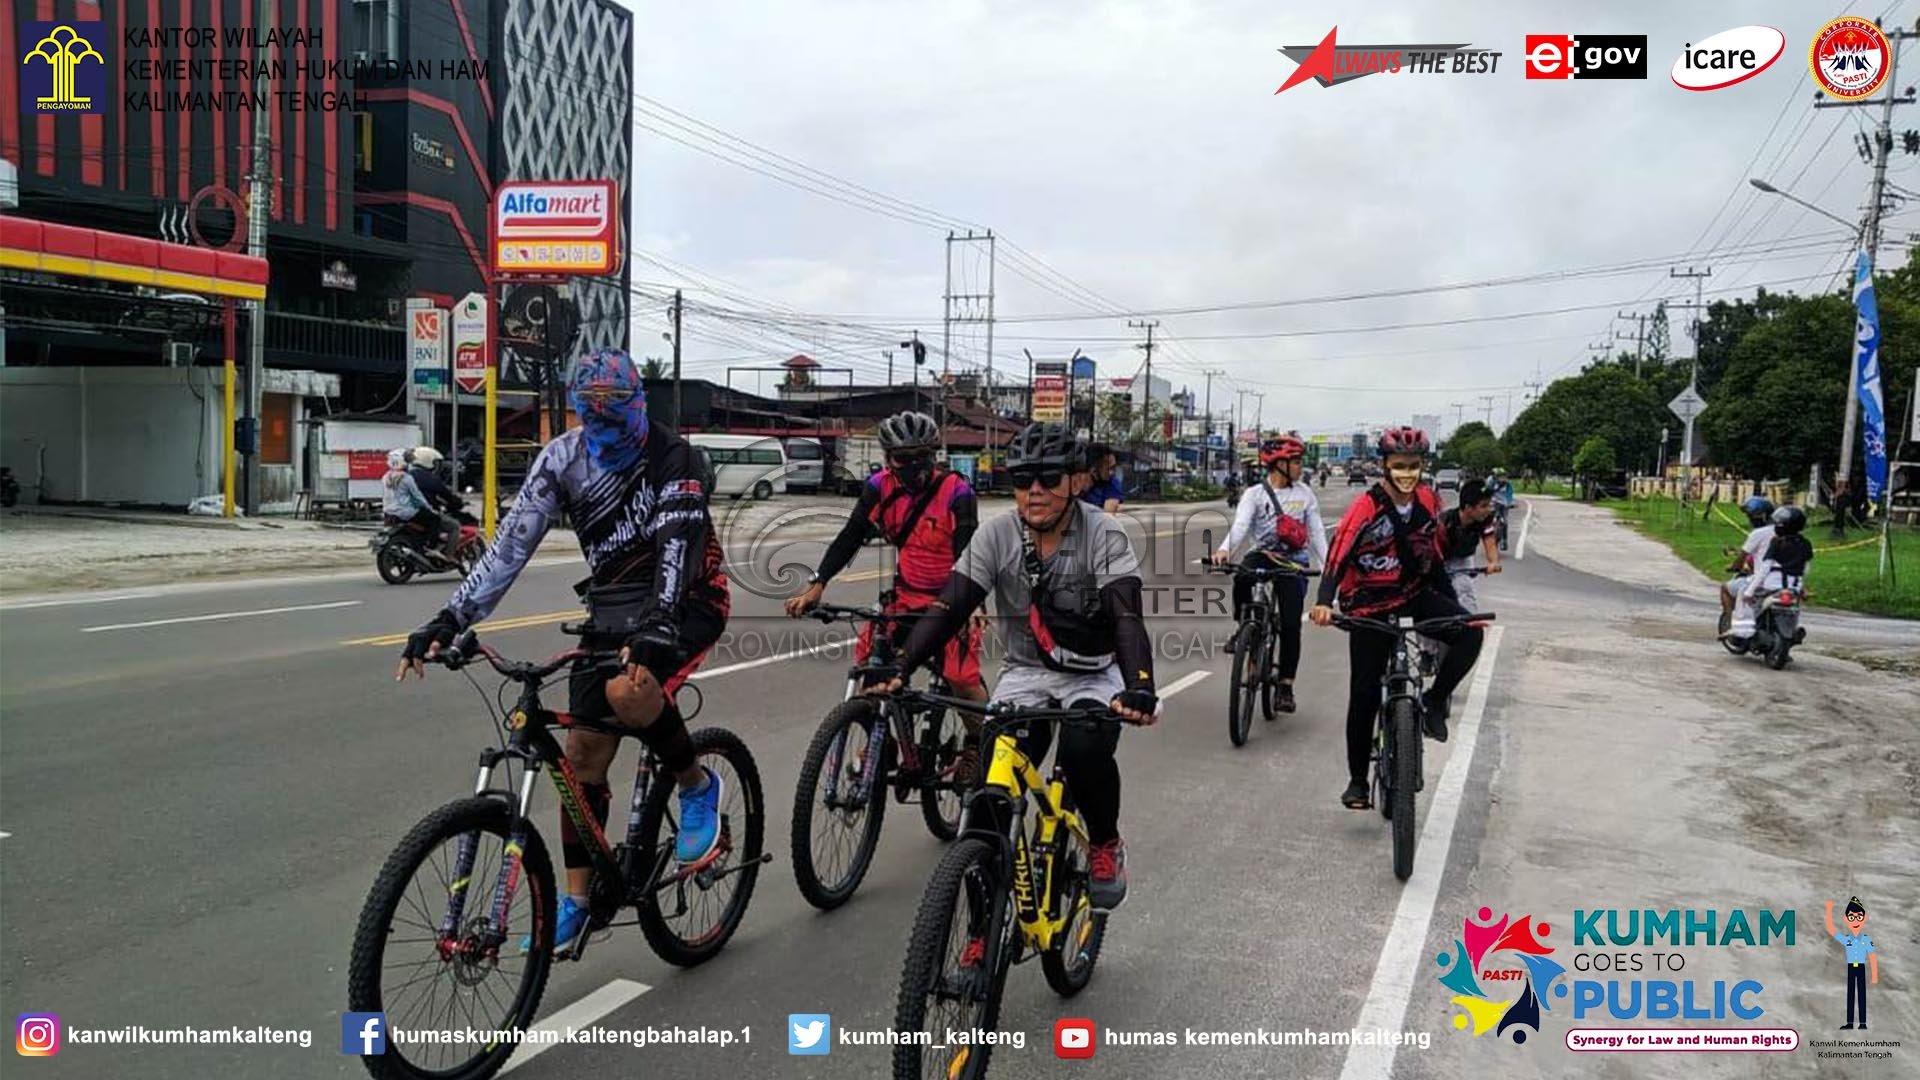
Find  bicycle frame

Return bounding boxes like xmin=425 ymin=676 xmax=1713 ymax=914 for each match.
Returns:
xmin=963 ymin=730 xmax=1090 ymax=959
xmin=822 ymin=610 xmax=953 ymax=811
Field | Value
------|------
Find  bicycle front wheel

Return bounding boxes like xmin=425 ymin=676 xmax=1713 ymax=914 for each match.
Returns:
xmin=894 ymin=837 xmax=1005 ymax=1080
xmin=791 ymin=699 xmax=891 ymax=910
xmin=1227 ymin=622 xmax=1262 ymax=747
xmin=636 ymin=727 xmax=766 ymax=967
xmin=347 ymin=797 xmax=555 ymax=1080
xmin=1390 ymin=698 xmax=1419 ymax=881
xmin=917 ymin=703 xmax=967 ymax=842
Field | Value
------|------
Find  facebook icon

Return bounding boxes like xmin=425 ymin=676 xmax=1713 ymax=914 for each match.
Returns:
xmin=342 ymin=1012 xmax=387 ymax=1055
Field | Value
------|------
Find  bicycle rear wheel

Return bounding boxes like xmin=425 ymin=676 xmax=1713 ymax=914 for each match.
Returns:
xmin=893 ymin=837 xmax=1005 ymax=1080
xmin=347 ymin=796 xmax=554 ymax=1080
xmin=917 ymin=704 xmax=967 ymax=842
xmin=636 ymin=727 xmax=766 ymax=966
xmin=1390 ymin=698 xmax=1419 ymax=881
xmin=791 ymin=699 xmax=891 ymax=910
xmin=1227 ymin=622 xmax=1262 ymax=747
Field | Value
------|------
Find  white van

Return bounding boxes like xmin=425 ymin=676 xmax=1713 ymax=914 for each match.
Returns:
xmin=688 ymin=434 xmax=790 ymax=500
xmin=783 ymin=437 xmax=825 ymax=493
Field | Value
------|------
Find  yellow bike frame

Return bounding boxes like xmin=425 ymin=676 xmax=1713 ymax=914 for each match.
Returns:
xmin=982 ymin=731 xmax=1094 ymax=955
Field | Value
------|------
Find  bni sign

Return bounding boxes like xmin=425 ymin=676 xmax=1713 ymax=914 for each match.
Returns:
xmin=492 ymin=180 xmax=617 ymax=275
xmin=409 ymin=307 xmax=448 ymax=399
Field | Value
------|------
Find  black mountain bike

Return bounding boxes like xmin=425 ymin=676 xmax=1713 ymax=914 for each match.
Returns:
xmin=1204 ymin=558 xmax=1318 ymax=747
xmin=790 ymin=603 xmax=972 ymax=910
xmin=1331 ymin=611 xmax=1493 ymax=881
xmin=891 ymin=691 xmax=1133 ymax=1080
xmin=348 ymin=628 xmax=768 ymax=1080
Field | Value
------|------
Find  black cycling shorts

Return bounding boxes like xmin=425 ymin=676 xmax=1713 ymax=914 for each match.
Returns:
xmin=568 ymin=602 xmax=727 ymax=721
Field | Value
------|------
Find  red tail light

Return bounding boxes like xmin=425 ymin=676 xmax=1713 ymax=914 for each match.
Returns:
xmin=1776 ymin=591 xmax=1796 ymax=606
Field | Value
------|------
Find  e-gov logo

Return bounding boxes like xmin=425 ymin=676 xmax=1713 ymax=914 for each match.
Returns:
xmin=21 ymin=22 xmax=108 ymax=114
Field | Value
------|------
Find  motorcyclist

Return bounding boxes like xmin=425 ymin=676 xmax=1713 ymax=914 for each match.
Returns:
xmin=397 ymin=348 xmax=733 ymax=954
xmin=407 ymin=446 xmax=464 ymax=563
xmin=381 ymin=449 xmax=431 ymax=529
xmin=1719 ymin=496 xmax=1775 ymax=629
xmin=1310 ymin=427 xmax=1484 ymax=810
xmin=1733 ymin=505 xmax=1814 ymax=638
xmin=1212 ymin=434 xmax=1327 ymax=713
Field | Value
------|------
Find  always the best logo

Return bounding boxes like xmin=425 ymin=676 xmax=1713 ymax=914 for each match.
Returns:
xmin=1276 ymin=26 xmax=1501 ymax=94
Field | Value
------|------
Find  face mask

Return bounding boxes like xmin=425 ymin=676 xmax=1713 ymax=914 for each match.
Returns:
xmin=893 ymin=457 xmax=933 ymax=490
xmin=568 ymin=352 xmax=649 ymax=471
xmin=1388 ymin=464 xmax=1421 ymax=495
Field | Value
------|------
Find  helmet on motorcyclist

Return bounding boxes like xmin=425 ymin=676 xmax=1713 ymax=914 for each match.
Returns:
xmin=567 ymin=348 xmax=649 ymax=471
xmin=1770 ymin=505 xmax=1807 ymax=535
xmin=387 ymin=449 xmax=408 ymax=471
xmin=411 ymin=446 xmax=443 ymax=468
xmin=1741 ymin=495 xmax=1775 ymax=527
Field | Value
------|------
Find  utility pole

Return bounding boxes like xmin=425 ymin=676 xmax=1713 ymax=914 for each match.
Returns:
xmin=1618 ymin=309 xmax=1648 ymax=378
xmin=885 ymin=349 xmax=894 ymax=387
xmin=1815 ymin=23 xmax=1917 ymax=517
xmin=1477 ymin=394 xmax=1497 ymax=428
xmin=670 ymin=289 xmax=683 ymax=430
xmin=1449 ymin=401 xmax=1467 ymax=434
xmin=944 ymin=231 xmax=996 ymax=465
xmin=1200 ymin=368 xmax=1224 ymax=480
xmin=1129 ymin=318 xmax=1158 ymax=465
xmin=242 ymin=0 xmax=273 ymax=515
xmin=1669 ymin=267 xmax=1711 ymax=364
xmin=1252 ymin=391 xmax=1266 ymax=438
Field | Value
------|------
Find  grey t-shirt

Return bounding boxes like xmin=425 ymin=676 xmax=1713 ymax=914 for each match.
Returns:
xmin=953 ymin=502 xmax=1140 ymax=670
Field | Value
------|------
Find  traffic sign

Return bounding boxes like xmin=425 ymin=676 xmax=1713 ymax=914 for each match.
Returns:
xmin=1668 ymin=383 xmax=1706 ymax=423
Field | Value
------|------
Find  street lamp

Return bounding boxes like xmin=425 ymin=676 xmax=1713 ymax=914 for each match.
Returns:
xmin=1748 ymin=177 xmax=1862 ymax=235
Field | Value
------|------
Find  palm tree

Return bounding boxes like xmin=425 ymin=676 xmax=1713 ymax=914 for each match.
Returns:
xmin=642 ymin=356 xmax=667 ymax=380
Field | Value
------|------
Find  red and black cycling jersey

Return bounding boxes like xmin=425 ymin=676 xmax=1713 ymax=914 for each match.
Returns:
xmin=1316 ymin=485 xmax=1451 ymax=616
xmin=447 ymin=423 xmax=727 ymax=631
xmin=813 ymin=468 xmax=978 ymax=597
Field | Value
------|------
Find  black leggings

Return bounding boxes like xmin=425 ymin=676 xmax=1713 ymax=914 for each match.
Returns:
xmin=1343 ymin=591 xmax=1483 ymax=784
xmin=1232 ymin=574 xmax=1308 ymax=680
xmin=1015 ymin=699 xmax=1123 ymax=845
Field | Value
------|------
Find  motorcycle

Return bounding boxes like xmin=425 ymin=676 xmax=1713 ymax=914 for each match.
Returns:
xmin=1718 ymin=582 xmax=1807 ymax=670
xmin=0 ymin=467 xmax=19 ymax=507
xmin=371 ymin=510 xmax=483 ymax=584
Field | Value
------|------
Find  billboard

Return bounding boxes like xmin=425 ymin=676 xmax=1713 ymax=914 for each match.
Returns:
xmin=492 ymin=180 xmax=618 ymax=275
xmin=453 ymin=293 xmax=490 ymax=395
xmin=408 ymin=307 xmax=449 ymax=401
xmin=1033 ymin=361 xmax=1069 ymax=422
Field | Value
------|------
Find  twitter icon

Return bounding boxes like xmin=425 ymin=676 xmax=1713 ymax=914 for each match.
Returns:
xmin=788 ymin=1014 xmax=831 ymax=1056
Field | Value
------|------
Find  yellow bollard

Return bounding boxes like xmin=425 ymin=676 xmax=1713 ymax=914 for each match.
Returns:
xmin=484 ymin=367 xmax=498 ymax=542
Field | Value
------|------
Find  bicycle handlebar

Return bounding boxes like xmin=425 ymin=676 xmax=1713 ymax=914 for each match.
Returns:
xmin=1197 ymin=560 xmax=1321 ymax=578
xmin=438 ymin=630 xmax=614 ymax=682
xmin=892 ymin=687 xmax=1132 ymax=728
xmin=1330 ymin=612 xmax=1496 ymax=637
xmin=805 ymin=603 xmax=885 ymax=624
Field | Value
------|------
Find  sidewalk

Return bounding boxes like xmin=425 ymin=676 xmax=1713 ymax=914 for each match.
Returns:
xmin=1518 ymin=495 xmax=1721 ymax=604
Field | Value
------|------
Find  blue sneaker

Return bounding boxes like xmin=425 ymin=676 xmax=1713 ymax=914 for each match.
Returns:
xmin=676 ymin=766 xmax=725 ymax=864
xmin=522 ymin=894 xmax=589 ymax=954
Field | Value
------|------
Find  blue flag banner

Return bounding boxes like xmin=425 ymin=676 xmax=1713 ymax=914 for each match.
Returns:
xmin=1852 ymin=250 xmax=1889 ymax=503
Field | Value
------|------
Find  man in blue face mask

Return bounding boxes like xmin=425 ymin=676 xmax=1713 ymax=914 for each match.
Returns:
xmin=398 ymin=348 xmax=734 ymax=953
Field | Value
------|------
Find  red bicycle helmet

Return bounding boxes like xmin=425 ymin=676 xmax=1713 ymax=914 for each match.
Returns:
xmin=1259 ymin=435 xmax=1306 ymax=466
xmin=1376 ymin=426 xmax=1430 ymax=458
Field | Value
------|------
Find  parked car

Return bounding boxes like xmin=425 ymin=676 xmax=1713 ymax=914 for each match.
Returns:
xmin=1346 ymin=465 xmax=1368 ymax=486
xmin=1435 ymin=468 xmax=1461 ymax=492
xmin=782 ymin=436 xmax=826 ymax=493
xmin=689 ymin=434 xmax=790 ymax=500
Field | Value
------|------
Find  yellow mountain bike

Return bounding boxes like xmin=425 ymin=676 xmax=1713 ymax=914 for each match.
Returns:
xmin=890 ymin=690 xmax=1130 ymax=1080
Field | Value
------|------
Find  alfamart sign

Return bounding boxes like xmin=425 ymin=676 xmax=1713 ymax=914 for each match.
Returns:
xmin=491 ymin=180 xmax=617 ymax=275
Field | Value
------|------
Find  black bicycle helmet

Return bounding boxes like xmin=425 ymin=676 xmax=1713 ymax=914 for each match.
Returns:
xmin=876 ymin=410 xmax=938 ymax=452
xmin=1770 ymin=505 xmax=1806 ymax=535
xmin=1742 ymin=495 xmax=1775 ymax=527
xmin=1005 ymin=422 xmax=1084 ymax=471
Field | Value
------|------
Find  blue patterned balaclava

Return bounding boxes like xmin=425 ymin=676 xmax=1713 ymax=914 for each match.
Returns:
xmin=567 ymin=348 xmax=649 ymax=471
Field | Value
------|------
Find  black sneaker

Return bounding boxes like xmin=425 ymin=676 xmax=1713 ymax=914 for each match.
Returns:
xmin=1223 ymin=634 xmax=1238 ymax=654
xmin=1421 ymin=691 xmax=1450 ymax=742
xmin=1341 ymin=781 xmax=1371 ymax=809
xmin=1276 ymin=684 xmax=1296 ymax=714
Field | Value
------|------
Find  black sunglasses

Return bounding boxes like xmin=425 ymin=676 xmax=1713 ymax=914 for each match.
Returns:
xmin=1010 ymin=467 xmax=1067 ymax=490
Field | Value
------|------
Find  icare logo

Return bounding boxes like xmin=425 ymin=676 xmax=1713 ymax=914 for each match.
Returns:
xmin=1672 ymin=26 xmax=1786 ymax=91
xmin=1524 ymin=34 xmax=1648 ymax=80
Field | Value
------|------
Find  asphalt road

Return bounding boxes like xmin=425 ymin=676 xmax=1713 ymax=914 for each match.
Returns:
xmin=3 ymin=486 xmax=1915 ymax=1079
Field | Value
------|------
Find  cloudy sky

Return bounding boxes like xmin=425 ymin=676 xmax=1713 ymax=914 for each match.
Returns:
xmin=623 ymin=0 xmax=1907 ymax=435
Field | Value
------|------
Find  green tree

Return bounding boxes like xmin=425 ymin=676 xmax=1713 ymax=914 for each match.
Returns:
xmin=641 ymin=356 xmax=668 ymax=380
xmin=1453 ymin=432 xmax=1505 ymax=475
xmin=1571 ymin=435 xmax=1617 ymax=500
xmin=1501 ymin=363 xmax=1662 ymax=478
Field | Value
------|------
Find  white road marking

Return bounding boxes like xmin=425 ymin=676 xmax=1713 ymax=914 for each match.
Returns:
xmin=1514 ymin=499 xmax=1534 ymax=560
xmin=497 ymin=978 xmax=651 ymax=1075
xmin=1336 ymin=624 xmax=1505 ymax=1080
xmin=0 ymin=831 xmax=10 ymax=840
xmin=81 ymin=600 xmax=362 ymax=633
xmin=1159 ymin=669 xmax=1212 ymax=699
xmin=0 ymin=592 xmax=160 ymax=611
xmin=688 ymin=638 xmax=846 ymax=680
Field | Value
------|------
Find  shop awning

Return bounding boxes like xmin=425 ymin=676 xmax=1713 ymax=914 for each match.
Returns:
xmin=0 ymin=215 xmax=267 ymax=301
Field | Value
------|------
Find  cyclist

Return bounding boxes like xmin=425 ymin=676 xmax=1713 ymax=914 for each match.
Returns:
xmin=786 ymin=411 xmax=988 ymax=743
xmin=1719 ymin=496 xmax=1775 ymax=630
xmin=1488 ymin=469 xmax=1516 ymax=550
xmin=872 ymin=422 xmax=1157 ymax=910
xmin=396 ymin=348 xmax=731 ymax=953
xmin=1211 ymin=433 xmax=1326 ymax=713
xmin=1309 ymin=426 xmax=1483 ymax=810
xmin=1440 ymin=478 xmax=1502 ymax=613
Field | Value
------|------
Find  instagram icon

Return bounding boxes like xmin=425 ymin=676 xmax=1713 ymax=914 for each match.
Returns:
xmin=16 ymin=1014 xmax=60 ymax=1056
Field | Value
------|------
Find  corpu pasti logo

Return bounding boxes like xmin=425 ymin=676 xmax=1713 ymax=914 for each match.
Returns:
xmin=20 ymin=22 xmax=107 ymax=113
xmin=1810 ymin=17 xmax=1891 ymax=101
xmin=1672 ymin=26 xmax=1786 ymax=91
xmin=1435 ymin=906 xmax=1565 ymax=1045
xmin=1275 ymin=26 xmax=1501 ymax=94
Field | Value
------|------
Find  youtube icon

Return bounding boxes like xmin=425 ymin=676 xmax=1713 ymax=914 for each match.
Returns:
xmin=1054 ymin=1018 xmax=1096 ymax=1059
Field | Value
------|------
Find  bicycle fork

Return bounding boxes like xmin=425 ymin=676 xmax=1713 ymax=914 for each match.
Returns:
xmin=436 ymin=757 xmax=544 ymax=954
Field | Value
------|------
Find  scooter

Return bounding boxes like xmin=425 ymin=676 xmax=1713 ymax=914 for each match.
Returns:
xmin=371 ymin=510 xmax=482 ymax=584
xmin=1718 ymin=581 xmax=1807 ymax=670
